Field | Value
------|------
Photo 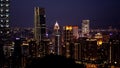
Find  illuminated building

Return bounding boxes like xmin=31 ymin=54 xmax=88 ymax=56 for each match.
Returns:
xmin=63 ymin=26 xmax=73 ymax=58
xmin=73 ymin=26 xmax=79 ymax=39
xmin=82 ymin=38 xmax=98 ymax=61
xmin=0 ymin=0 xmax=10 ymax=67
xmin=0 ymin=0 xmax=10 ymax=41
xmin=34 ymin=7 xmax=46 ymax=57
xmin=94 ymin=33 xmax=103 ymax=46
xmin=53 ymin=21 xmax=61 ymax=55
xmin=63 ymin=26 xmax=73 ymax=42
xmin=82 ymin=20 xmax=90 ymax=37
xmin=34 ymin=7 xmax=46 ymax=44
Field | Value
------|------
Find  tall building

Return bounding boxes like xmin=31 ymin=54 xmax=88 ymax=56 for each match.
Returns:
xmin=0 ymin=0 xmax=10 ymax=67
xmin=34 ymin=7 xmax=46 ymax=57
xmin=82 ymin=20 xmax=90 ymax=37
xmin=73 ymin=26 xmax=79 ymax=39
xmin=53 ymin=21 xmax=61 ymax=55
xmin=0 ymin=0 xmax=10 ymax=41
xmin=63 ymin=26 xmax=73 ymax=42
xmin=63 ymin=26 xmax=73 ymax=58
xmin=109 ymin=34 xmax=120 ymax=66
xmin=34 ymin=7 xmax=46 ymax=44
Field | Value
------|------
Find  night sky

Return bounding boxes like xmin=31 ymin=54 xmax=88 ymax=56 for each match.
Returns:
xmin=10 ymin=0 xmax=120 ymax=29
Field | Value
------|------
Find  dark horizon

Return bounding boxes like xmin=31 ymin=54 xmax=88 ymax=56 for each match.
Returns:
xmin=10 ymin=0 xmax=120 ymax=29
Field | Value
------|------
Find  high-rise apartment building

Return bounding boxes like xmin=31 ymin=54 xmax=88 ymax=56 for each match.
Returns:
xmin=0 ymin=0 xmax=10 ymax=41
xmin=34 ymin=7 xmax=46 ymax=57
xmin=82 ymin=20 xmax=90 ymax=37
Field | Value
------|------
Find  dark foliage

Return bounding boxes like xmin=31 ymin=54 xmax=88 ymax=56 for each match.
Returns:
xmin=26 ymin=54 xmax=84 ymax=68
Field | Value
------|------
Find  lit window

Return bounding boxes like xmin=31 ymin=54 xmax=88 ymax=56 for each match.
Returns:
xmin=1 ymin=14 xmax=3 ymax=17
xmin=6 ymin=20 xmax=9 ymax=22
xmin=6 ymin=14 xmax=9 ymax=17
xmin=1 ymin=20 xmax=3 ymax=22
xmin=7 ymin=31 xmax=9 ymax=34
xmin=44 ymin=15 xmax=46 ymax=17
xmin=6 ymin=25 xmax=9 ymax=27
xmin=0 ymin=31 xmax=3 ymax=33
xmin=1 ymin=0 xmax=3 ymax=1
xmin=0 ymin=25 xmax=3 ymax=27
xmin=0 ymin=9 xmax=3 ymax=12
xmin=0 ymin=4 xmax=3 ymax=7
xmin=6 ymin=0 xmax=9 ymax=1
xmin=6 ymin=4 xmax=9 ymax=7
xmin=6 ymin=9 xmax=9 ymax=12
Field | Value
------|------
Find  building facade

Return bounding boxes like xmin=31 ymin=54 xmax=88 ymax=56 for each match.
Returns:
xmin=82 ymin=20 xmax=90 ymax=37
xmin=0 ymin=0 xmax=10 ymax=41
xmin=0 ymin=0 xmax=10 ymax=67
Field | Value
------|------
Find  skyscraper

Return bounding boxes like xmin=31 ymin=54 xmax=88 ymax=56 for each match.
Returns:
xmin=73 ymin=26 xmax=79 ymax=39
xmin=34 ymin=7 xmax=46 ymax=57
xmin=82 ymin=20 xmax=90 ymax=37
xmin=0 ymin=0 xmax=10 ymax=41
xmin=53 ymin=21 xmax=61 ymax=55
xmin=34 ymin=7 xmax=46 ymax=44
xmin=63 ymin=26 xmax=73 ymax=58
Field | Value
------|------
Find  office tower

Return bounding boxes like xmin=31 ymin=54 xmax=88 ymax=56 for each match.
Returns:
xmin=34 ymin=7 xmax=46 ymax=57
xmin=73 ymin=26 xmax=79 ymax=39
xmin=82 ymin=20 xmax=90 ymax=37
xmin=34 ymin=7 xmax=46 ymax=44
xmin=63 ymin=26 xmax=73 ymax=58
xmin=63 ymin=26 xmax=73 ymax=42
xmin=53 ymin=21 xmax=61 ymax=55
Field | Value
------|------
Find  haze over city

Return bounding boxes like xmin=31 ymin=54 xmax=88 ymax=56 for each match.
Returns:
xmin=11 ymin=0 xmax=120 ymax=29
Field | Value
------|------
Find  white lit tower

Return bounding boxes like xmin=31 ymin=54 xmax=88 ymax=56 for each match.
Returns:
xmin=53 ymin=21 xmax=61 ymax=55
xmin=82 ymin=20 xmax=90 ymax=37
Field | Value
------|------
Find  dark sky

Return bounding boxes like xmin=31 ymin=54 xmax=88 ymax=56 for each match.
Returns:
xmin=10 ymin=0 xmax=120 ymax=29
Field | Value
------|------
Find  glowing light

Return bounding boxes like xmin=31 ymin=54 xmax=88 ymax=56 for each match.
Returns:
xmin=16 ymin=38 xmax=20 ymax=40
xmin=66 ymin=26 xmax=72 ymax=30
xmin=86 ymin=64 xmax=97 ymax=68
xmin=54 ymin=21 xmax=60 ymax=30
xmin=22 ymin=43 xmax=29 ymax=46
xmin=97 ymin=40 xmax=102 ymax=46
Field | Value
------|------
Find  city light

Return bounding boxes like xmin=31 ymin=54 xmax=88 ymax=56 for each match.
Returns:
xmin=97 ymin=39 xmax=102 ymax=46
xmin=65 ymin=26 xmax=72 ymax=30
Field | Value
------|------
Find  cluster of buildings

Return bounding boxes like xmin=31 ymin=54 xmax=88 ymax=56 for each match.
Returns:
xmin=0 ymin=0 xmax=120 ymax=68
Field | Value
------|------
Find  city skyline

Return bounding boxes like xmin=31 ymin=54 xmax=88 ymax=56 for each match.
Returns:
xmin=10 ymin=0 xmax=120 ymax=29
xmin=0 ymin=0 xmax=120 ymax=67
